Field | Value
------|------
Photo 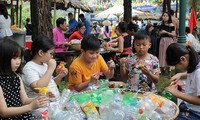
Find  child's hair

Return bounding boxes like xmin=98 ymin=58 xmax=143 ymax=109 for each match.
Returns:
xmin=81 ymin=34 xmax=100 ymax=51
xmin=117 ymin=21 xmax=128 ymax=33
xmin=0 ymin=37 xmax=24 ymax=75
xmin=25 ymin=35 xmax=55 ymax=62
xmin=56 ymin=18 xmax=66 ymax=27
xmin=134 ymin=30 xmax=150 ymax=42
xmin=166 ymin=43 xmax=199 ymax=73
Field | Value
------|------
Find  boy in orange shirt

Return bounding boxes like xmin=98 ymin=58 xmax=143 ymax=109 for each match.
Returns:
xmin=68 ymin=34 xmax=115 ymax=92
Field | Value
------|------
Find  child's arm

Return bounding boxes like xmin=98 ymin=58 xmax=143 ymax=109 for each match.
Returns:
xmin=19 ymin=77 xmax=35 ymax=104
xmin=29 ymin=59 xmax=56 ymax=91
xmin=119 ymin=58 xmax=128 ymax=80
xmin=166 ymin=86 xmax=200 ymax=105
xmin=104 ymin=60 xmax=115 ymax=79
xmin=54 ymin=67 xmax=68 ymax=84
xmin=141 ymin=67 xmax=159 ymax=83
xmin=170 ymin=72 xmax=187 ymax=82
xmin=0 ymin=86 xmax=48 ymax=118
xmin=106 ymin=36 xmax=124 ymax=53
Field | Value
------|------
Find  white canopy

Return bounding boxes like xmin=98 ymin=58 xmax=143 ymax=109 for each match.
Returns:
xmin=95 ymin=4 xmax=144 ymax=19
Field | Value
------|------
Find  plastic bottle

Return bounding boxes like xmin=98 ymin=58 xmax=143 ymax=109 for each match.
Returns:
xmin=161 ymin=90 xmax=173 ymax=100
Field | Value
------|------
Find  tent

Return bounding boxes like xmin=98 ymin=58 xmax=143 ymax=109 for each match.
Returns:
xmin=95 ymin=4 xmax=143 ymax=20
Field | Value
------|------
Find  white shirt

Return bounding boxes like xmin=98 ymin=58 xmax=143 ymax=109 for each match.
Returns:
xmin=22 ymin=61 xmax=60 ymax=98
xmin=185 ymin=65 xmax=200 ymax=112
xmin=186 ymin=33 xmax=200 ymax=52
xmin=102 ymin=26 xmax=112 ymax=39
xmin=0 ymin=15 xmax=13 ymax=37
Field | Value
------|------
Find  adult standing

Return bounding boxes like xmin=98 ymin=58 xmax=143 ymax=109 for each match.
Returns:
xmin=159 ymin=12 xmax=176 ymax=75
xmin=25 ymin=18 xmax=32 ymax=35
xmin=68 ymin=12 xmax=78 ymax=33
xmin=78 ymin=14 xmax=90 ymax=36
xmin=168 ymin=9 xmax=179 ymax=34
xmin=0 ymin=3 xmax=13 ymax=38
xmin=102 ymin=20 xmax=112 ymax=42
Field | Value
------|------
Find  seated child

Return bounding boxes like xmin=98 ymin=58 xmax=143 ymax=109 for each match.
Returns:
xmin=68 ymin=34 xmax=115 ymax=92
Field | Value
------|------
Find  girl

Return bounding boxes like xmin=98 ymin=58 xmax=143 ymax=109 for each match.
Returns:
xmin=0 ymin=37 xmax=48 ymax=119
xmin=166 ymin=43 xmax=200 ymax=119
xmin=120 ymin=30 xmax=160 ymax=91
xmin=158 ymin=12 xmax=176 ymax=75
xmin=22 ymin=35 xmax=68 ymax=98
xmin=22 ymin=35 xmax=68 ymax=118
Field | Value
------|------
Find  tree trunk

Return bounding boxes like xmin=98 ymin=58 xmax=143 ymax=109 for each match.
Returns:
xmin=30 ymin=0 xmax=52 ymax=41
xmin=123 ymin=0 xmax=132 ymax=23
xmin=163 ymin=0 xmax=171 ymax=12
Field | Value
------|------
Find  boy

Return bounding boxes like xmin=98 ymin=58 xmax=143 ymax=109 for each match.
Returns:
xmin=68 ymin=34 xmax=115 ymax=92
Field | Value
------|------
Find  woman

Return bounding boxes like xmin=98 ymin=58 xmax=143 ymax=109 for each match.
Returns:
xmin=102 ymin=20 xmax=112 ymax=42
xmin=158 ymin=12 xmax=176 ymax=75
xmin=68 ymin=22 xmax=85 ymax=42
xmin=106 ymin=21 xmax=132 ymax=59
xmin=0 ymin=3 xmax=13 ymax=38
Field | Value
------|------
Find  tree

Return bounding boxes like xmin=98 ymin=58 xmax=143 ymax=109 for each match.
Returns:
xmin=163 ymin=0 xmax=171 ymax=12
xmin=123 ymin=0 xmax=132 ymax=23
xmin=30 ymin=0 xmax=52 ymax=41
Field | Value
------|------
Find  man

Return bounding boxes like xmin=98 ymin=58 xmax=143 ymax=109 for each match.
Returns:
xmin=79 ymin=14 xmax=90 ymax=36
xmin=68 ymin=34 xmax=115 ymax=92
xmin=68 ymin=12 xmax=78 ymax=33
xmin=53 ymin=18 xmax=70 ymax=53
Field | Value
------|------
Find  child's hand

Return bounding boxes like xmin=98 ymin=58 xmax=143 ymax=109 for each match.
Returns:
xmin=165 ymin=85 xmax=180 ymax=97
xmin=30 ymin=96 xmax=49 ymax=109
xmin=170 ymin=73 xmax=182 ymax=83
xmin=141 ymin=66 xmax=150 ymax=76
xmin=119 ymin=57 xmax=127 ymax=66
xmin=107 ymin=60 xmax=115 ymax=70
xmin=58 ymin=67 xmax=68 ymax=78
xmin=90 ymin=72 xmax=99 ymax=84
xmin=47 ymin=59 xmax=57 ymax=70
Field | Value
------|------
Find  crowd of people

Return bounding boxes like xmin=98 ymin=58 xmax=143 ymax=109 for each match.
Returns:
xmin=1 ymin=1 xmax=200 ymax=119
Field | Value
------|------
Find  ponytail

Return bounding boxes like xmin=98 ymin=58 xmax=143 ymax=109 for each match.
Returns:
xmin=186 ymin=45 xmax=200 ymax=73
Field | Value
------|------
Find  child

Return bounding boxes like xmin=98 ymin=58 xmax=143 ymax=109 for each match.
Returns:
xmin=0 ymin=37 xmax=48 ymax=119
xmin=22 ymin=35 xmax=68 ymax=98
xmin=165 ymin=43 xmax=200 ymax=119
xmin=68 ymin=34 xmax=115 ymax=92
xmin=120 ymin=30 xmax=160 ymax=91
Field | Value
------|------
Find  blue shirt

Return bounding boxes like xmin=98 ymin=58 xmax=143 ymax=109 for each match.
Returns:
xmin=68 ymin=19 xmax=78 ymax=32
xmin=82 ymin=19 xmax=90 ymax=36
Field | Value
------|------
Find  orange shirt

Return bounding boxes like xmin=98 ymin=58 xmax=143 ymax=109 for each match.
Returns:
xmin=68 ymin=55 xmax=108 ymax=90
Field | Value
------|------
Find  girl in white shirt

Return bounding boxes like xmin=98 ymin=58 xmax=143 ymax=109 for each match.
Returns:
xmin=166 ymin=43 xmax=200 ymax=119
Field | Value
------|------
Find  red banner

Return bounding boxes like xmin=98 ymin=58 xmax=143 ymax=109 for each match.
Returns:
xmin=189 ymin=8 xmax=197 ymax=33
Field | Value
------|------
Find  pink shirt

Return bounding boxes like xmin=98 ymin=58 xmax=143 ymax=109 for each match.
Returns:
xmin=53 ymin=27 xmax=67 ymax=53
